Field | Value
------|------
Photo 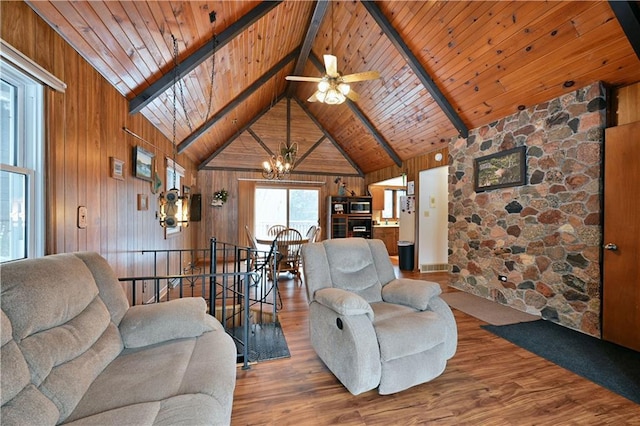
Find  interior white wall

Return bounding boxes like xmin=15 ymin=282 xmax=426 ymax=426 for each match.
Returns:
xmin=418 ymin=166 xmax=448 ymax=267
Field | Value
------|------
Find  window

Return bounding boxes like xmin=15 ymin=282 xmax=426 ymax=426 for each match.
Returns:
xmin=381 ymin=189 xmax=406 ymax=220
xmin=0 ymin=62 xmax=44 ymax=262
xmin=254 ymin=186 xmax=319 ymax=236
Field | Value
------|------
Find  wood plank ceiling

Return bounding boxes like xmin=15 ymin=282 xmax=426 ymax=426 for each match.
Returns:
xmin=26 ymin=1 xmax=640 ymax=176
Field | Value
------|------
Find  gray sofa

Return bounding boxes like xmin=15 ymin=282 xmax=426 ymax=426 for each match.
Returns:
xmin=301 ymin=238 xmax=457 ymax=395
xmin=1 ymin=252 xmax=236 ymax=425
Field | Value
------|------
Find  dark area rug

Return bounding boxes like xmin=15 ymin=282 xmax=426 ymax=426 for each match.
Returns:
xmin=482 ymin=320 xmax=640 ymax=405
xmin=232 ymin=321 xmax=290 ymax=364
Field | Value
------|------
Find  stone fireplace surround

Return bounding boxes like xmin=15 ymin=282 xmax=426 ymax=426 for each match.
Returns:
xmin=448 ymin=82 xmax=606 ymax=336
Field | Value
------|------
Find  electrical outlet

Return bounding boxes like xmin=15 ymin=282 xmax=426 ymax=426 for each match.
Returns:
xmin=498 ymin=275 xmax=508 ymax=282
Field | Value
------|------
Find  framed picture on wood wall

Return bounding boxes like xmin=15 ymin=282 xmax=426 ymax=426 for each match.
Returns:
xmin=474 ymin=146 xmax=527 ymax=192
xmin=133 ymin=146 xmax=154 ymax=181
xmin=110 ymin=157 xmax=124 ymax=180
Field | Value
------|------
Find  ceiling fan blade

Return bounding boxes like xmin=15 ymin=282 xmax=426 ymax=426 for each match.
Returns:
xmin=324 ymin=55 xmax=339 ymax=77
xmin=285 ymin=76 xmax=323 ymax=82
xmin=346 ymin=89 xmax=360 ymax=102
xmin=307 ymin=91 xmax=320 ymax=102
xmin=341 ymin=70 xmax=381 ymax=83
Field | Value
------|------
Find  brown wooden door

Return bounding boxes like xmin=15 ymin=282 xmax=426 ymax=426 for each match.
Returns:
xmin=602 ymin=122 xmax=640 ymax=351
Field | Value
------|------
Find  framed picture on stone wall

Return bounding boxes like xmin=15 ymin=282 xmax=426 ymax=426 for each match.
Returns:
xmin=474 ymin=146 xmax=527 ymax=192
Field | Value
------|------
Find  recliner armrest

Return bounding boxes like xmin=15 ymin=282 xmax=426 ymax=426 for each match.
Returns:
xmin=119 ymin=297 xmax=220 ymax=348
xmin=382 ymin=278 xmax=442 ymax=311
xmin=314 ymin=288 xmax=374 ymax=320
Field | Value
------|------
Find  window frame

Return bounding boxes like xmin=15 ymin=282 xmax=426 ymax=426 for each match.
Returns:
xmin=254 ymin=184 xmax=320 ymax=237
xmin=381 ymin=188 xmax=406 ymax=220
xmin=0 ymin=60 xmax=44 ymax=262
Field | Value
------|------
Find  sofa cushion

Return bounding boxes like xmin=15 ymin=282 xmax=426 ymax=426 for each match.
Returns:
xmin=40 ymin=323 xmax=123 ymax=422
xmin=19 ymin=298 xmax=115 ymax=386
xmin=63 ymin=394 xmax=225 ymax=426
xmin=1 ymin=254 xmax=99 ymax=340
xmin=322 ymin=238 xmax=382 ymax=302
xmin=315 ymin=288 xmax=374 ymax=319
xmin=370 ymin=301 xmax=415 ymax=323
xmin=1 ymin=384 xmax=60 ymax=426
xmin=382 ymin=278 xmax=442 ymax=310
xmin=66 ymin=329 xmax=237 ymax=423
xmin=74 ymin=252 xmax=129 ymax=325
xmin=1 ymin=340 xmax=30 ymax=406
xmin=374 ymin=310 xmax=447 ymax=362
xmin=119 ymin=297 xmax=217 ymax=348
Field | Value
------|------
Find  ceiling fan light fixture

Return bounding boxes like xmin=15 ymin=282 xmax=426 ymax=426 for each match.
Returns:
xmin=318 ymin=79 xmax=330 ymax=93
xmin=324 ymin=88 xmax=345 ymax=105
xmin=338 ymin=82 xmax=350 ymax=96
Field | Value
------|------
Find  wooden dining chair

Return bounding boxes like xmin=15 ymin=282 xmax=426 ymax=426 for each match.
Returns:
xmin=305 ymin=225 xmax=317 ymax=242
xmin=274 ymin=228 xmax=304 ymax=282
xmin=267 ymin=225 xmax=287 ymax=236
xmin=312 ymin=226 xmax=322 ymax=242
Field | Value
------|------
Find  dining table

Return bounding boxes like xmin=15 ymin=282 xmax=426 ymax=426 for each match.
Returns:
xmin=255 ymin=235 xmax=309 ymax=277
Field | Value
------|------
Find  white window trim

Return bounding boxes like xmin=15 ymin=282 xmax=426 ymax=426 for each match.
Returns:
xmin=1 ymin=60 xmax=45 ymax=260
xmin=1 ymin=38 xmax=66 ymax=92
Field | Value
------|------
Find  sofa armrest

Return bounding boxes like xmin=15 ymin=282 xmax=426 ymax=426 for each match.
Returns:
xmin=314 ymin=288 xmax=374 ymax=320
xmin=382 ymin=278 xmax=442 ymax=311
xmin=119 ymin=297 xmax=220 ymax=348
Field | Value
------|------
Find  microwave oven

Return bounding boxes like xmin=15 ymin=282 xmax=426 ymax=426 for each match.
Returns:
xmin=349 ymin=201 xmax=371 ymax=214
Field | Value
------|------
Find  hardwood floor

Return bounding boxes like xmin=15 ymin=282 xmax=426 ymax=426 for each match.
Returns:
xmin=231 ymin=261 xmax=639 ymax=425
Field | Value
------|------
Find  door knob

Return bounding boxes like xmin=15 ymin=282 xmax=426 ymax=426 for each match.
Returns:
xmin=604 ymin=243 xmax=618 ymax=251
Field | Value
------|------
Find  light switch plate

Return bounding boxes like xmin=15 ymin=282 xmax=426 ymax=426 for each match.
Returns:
xmin=78 ymin=206 xmax=88 ymax=229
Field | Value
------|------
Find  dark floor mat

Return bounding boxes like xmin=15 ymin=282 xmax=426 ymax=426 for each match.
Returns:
xmin=232 ymin=321 xmax=291 ymax=363
xmin=482 ymin=320 xmax=640 ymax=405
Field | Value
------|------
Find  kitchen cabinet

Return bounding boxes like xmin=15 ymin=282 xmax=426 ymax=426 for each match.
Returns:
xmin=327 ymin=196 xmax=373 ymax=239
xmin=369 ymin=186 xmax=385 ymax=211
xmin=373 ymin=226 xmax=399 ymax=255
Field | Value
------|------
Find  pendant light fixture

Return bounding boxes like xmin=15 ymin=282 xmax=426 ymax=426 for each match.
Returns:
xmin=262 ymin=98 xmax=298 ymax=180
xmin=158 ymin=35 xmax=190 ymax=228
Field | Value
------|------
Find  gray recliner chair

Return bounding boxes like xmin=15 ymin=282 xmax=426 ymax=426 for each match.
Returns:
xmin=301 ymin=238 xmax=457 ymax=395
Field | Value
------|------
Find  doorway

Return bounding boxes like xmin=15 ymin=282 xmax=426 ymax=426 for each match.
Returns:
xmin=418 ymin=167 xmax=448 ymax=272
xmin=602 ymin=121 xmax=640 ymax=351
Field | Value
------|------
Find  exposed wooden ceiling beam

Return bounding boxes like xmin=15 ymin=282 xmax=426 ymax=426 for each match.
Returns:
xmin=247 ymin=127 xmax=274 ymax=157
xmin=295 ymin=134 xmax=327 ymax=165
xmin=361 ymin=1 xmax=469 ymax=138
xmin=308 ymin=52 xmax=402 ymax=168
xmin=179 ymin=48 xmax=300 ymax=154
xmin=285 ymin=0 xmax=330 ymax=98
xmin=129 ymin=1 xmax=282 ymax=114
xmin=609 ymin=1 xmax=640 ymax=60
xmin=197 ymin=93 xmax=286 ymax=170
xmin=293 ymin=96 xmax=364 ymax=177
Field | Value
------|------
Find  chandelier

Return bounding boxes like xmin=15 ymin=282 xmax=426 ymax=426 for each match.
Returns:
xmin=262 ymin=98 xmax=298 ymax=179
xmin=262 ymin=142 xmax=298 ymax=180
xmin=313 ymin=76 xmax=350 ymax=105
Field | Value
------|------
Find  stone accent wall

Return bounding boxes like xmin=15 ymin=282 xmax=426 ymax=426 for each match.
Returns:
xmin=448 ymin=82 xmax=606 ymax=336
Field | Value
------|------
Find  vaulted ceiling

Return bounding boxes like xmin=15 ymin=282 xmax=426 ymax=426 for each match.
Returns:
xmin=27 ymin=1 xmax=640 ymax=176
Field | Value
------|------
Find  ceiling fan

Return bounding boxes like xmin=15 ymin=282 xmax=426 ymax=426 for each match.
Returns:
xmin=285 ymin=54 xmax=380 ymax=105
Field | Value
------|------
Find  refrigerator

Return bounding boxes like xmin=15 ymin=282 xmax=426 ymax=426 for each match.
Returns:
xmin=399 ymin=195 xmax=415 ymax=242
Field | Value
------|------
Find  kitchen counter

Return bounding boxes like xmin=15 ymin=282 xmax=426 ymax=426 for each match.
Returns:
xmin=372 ymin=226 xmax=399 ymax=255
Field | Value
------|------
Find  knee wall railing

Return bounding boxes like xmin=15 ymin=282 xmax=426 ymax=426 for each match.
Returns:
xmin=118 ymin=237 xmax=277 ymax=370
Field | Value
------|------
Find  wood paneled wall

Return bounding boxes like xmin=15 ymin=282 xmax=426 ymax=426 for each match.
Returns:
xmin=195 ymin=147 xmax=449 ymax=265
xmin=614 ymin=82 xmax=640 ymax=125
xmin=1 ymin=2 xmax=197 ymax=290
xmin=194 ymin=170 xmax=364 ymax=248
